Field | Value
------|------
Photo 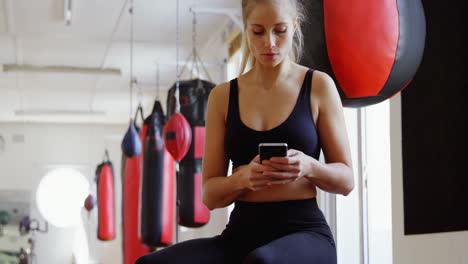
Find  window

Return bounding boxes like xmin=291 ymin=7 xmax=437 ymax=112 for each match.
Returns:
xmin=36 ymin=168 xmax=89 ymax=228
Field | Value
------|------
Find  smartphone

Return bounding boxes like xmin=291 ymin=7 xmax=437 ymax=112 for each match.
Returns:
xmin=259 ymin=143 xmax=288 ymax=163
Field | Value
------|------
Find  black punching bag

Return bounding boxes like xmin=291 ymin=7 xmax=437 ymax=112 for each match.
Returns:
xmin=301 ymin=0 xmax=426 ymax=107
xmin=167 ymin=79 xmax=214 ymax=227
xmin=141 ymin=101 xmax=175 ymax=246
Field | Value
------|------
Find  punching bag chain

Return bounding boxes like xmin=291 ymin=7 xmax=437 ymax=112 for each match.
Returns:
xmin=191 ymin=11 xmax=200 ymax=79
xmin=175 ymin=0 xmax=181 ymax=113
xmin=178 ymin=7 xmax=212 ymax=82
xmin=129 ymin=0 xmax=135 ymax=118
xmin=156 ymin=63 xmax=160 ymax=100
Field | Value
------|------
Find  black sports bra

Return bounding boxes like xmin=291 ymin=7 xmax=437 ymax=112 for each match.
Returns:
xmin=224 ymin=69 xmax=321 ymax=168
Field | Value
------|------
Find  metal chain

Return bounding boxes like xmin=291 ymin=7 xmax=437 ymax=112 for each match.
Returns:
xmin=189 ymin=7 xmax=212 ymax=82
xmin=134 ymin=2 xmax=142 ymax=108
xmin=156 ymin=63 xmax=160 ymax=100
xmin=175 ymin=1 xmax=181 ymax=244
xmin=136 ymin=78 xmax=142 ymax=108
xmin=191 ymin=10 xmax=198 ymax=79
xmin=130 ymin=0 xmax=142 ymax=109
xmin=175 ymin=0 xmax=180 ymax=113
xmin=129 ymin=0 xmax=134 ymax=118
xmin=192 ymin=10 xmax=197 ymax=54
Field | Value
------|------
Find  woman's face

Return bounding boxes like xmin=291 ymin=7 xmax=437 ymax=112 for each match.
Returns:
xmin=245 ymin=2 xmax=296 ymax=67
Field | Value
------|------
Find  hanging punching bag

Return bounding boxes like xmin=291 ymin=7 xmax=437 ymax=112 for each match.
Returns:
xmin=122 ymin=119 xmax=142 ymax=157
xmin=141 ymin=101 xmax=175 ymax=247
xmin=301 ymin=0 xmax=426 ymax=107
xmin=164 ymin=113 xmax=192 ymax=162
xmin=84 ymin=194 xmax=95 ymax=212
xmin=96 ymin=159 xmax=116 ymax=241
xmin=122 ymin=107 xmax=150 ymax=264
xmin=167 ymin=79 xmax=214 ymax=227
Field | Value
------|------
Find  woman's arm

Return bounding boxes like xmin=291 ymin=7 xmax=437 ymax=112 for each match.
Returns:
xmin=308 ymin=71 xmax=354 ymax=195
xmin=201 ymin=83 xmax=240 ymax=210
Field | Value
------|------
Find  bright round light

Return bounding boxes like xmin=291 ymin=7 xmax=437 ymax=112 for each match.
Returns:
xmin=36 ymin=168 xmax=89 ymax=228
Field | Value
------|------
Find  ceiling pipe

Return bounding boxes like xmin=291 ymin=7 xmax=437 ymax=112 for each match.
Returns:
xmin=14 ymin=109 xmax=106 ymax=116
xmin=2 ymin=64 xmax=121 ymax=76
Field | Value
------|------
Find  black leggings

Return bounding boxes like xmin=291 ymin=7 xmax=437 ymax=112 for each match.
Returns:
xmin=136 ymin=198 xmax=336 ymax=264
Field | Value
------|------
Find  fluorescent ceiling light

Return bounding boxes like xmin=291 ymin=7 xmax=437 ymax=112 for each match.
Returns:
xmin=64 ymin=0 xmax=73 ymax=26
xmin=2 ymin=64 xmax=121 ymax=76
xmin=14 ymin=109 xmax=106 ymax=116
xmin=63 ymin=0 xmax=72 ymax=26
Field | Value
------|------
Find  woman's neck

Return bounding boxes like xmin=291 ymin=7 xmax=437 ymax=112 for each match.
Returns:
xmin=251 ymin=60 xmax=293 ymax=90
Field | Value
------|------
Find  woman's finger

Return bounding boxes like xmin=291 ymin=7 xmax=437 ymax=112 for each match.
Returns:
xmin=287 ymin=149 xmax=300 ymax=157
xmin=263 ymin=171 xmax=299 ymax=180
xmin=249 ymin=171 xmax=266 ymax=180
xmin=250 ymin=163 xmax=266 ymax=173
xmin=268 ymin=156 xmax=299 ymax=165
xmin=253 ymin=155 xmax=260 ymax=164
xmin=262 ymin=161 xmax=296 ymax=172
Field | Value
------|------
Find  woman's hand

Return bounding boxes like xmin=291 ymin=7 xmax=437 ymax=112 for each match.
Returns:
xmin=235 ymin=155 xmax=282 ymax=191
xmin=261 ymin=149 xmax=314 ymax=184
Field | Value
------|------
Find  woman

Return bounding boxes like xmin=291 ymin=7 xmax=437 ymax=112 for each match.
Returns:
xmin=137 ymin=0 xmax=353 ymax=263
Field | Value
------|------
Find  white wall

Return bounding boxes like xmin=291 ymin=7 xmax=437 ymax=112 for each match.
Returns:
xmin=390 ymin=95 xmax=468 ymax=264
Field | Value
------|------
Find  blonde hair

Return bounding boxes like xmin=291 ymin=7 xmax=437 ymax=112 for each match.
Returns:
xmin=239 ymin=0 xmax=305 ymax=75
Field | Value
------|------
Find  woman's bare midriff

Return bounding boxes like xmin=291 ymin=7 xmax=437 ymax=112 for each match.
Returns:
xmin=233 ymin=167 xmax=317 ymax=202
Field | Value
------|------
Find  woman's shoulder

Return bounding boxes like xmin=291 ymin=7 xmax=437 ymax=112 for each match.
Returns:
xmin=210 ymin=81 xmax=231 ymax=100
xmin=309 ymin=69 xmax=342 ymax=110
xmin=207 ymin=81 xmax=231 ymax=113
xmin=310 ymin=70 xmax=338 ymax=97
xmin=291 ymin=64 xmax=333 ymax=91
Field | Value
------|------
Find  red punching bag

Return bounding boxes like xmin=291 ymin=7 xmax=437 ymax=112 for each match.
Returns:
xmin=96 ymin=152 xmax=115 ymax=241
xmin=164 ymin=112 xmax=191 ymax=162
xmin=122 ymin=106 xmax=150 ymax=264
xmin=301 ymin=0 xmax=426 ymax=107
